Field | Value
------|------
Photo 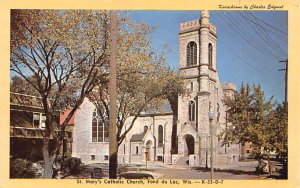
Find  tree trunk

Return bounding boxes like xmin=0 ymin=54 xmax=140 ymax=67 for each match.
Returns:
xmin=109 ymin=147 xmax=118 ymax=178
xmin=42 ymin=139 xmax=56 ymax=178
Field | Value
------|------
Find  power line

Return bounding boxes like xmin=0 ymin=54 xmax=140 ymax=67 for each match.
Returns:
xmin=227 ymin=11 xmax=284 ymax=59
xmin=247 ymin=11 xmax=287 ymax=37
xmin=218 ymin=40 xmax=268 ymax=75
xmin=245 ymin=11 xmax=287 ymax=56
xmin=228 ymin=11 xmax=286 ymax=59
xmin=210 ymin=13 xmax=273 ymax=74
xmin=214 ymin=11 xmax=283 ymax=61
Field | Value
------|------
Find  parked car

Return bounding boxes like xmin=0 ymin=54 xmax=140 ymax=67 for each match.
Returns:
xmin=118 ymin=172 xmax=154 ymax=179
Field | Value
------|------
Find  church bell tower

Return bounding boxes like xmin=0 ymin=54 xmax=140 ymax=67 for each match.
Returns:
xmin=176 ymin=11 xmax=219 ymax=165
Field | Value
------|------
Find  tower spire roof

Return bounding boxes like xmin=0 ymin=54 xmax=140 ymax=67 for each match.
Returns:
xmin=201 ymin=10 xmax=210 ymax=19
xmin=200 ymin=10 xmax=210 ymax=25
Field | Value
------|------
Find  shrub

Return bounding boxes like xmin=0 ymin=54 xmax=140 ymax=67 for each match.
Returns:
xmin=62 ymin=157 xmax=82 ymax=175
xmin=10 ymin=158 xmax=35 ymax=178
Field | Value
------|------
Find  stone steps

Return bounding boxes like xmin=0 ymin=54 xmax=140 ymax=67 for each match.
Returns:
xmin=174 ymin=156 xmax=189 ymax=165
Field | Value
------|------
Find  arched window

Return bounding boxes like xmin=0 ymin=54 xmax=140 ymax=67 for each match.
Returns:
xmin=158 ymin=125 xmax=163 ymax=147
xmin=92 ymin=108 xmax=109 ymax=142
xmin=144 ymin=126 xmax=148 ymax=133
xmin=136 ymin=146 xmax=139 ymax=155
xmin=208 ymin=43 xmax=213 ymax=69
xmin=188 ymin=101 xmax=196 ymax=122
xmin=187 ymin=41 xmax=197 ymax=67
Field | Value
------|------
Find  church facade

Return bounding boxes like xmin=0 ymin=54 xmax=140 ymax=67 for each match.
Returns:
xmin=72 ymin=11 xmax=241 ymax=167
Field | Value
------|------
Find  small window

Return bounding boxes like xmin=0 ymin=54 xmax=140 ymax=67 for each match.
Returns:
xmin=158 ymin=125 xmax=163 ymax=147
xmin=208 ymin=43 xmax=213 ymax=69
xmin=157 ymin=156 xmax=163 ymax=161
xmin=104 ymin=155 xmax=109 ymax=160
xmin=40 ymin=114 xmax=46 ymax=129
xmin=190 ymin=82 xmax=194 ymax=92
xmin=246 ymin=150 xmax=250 ymax=154
xmin=188 ymin=101 xmax=196 ymax=122
xmin=136 ymin=146 xmax=139 ymax=155
xmin=91 ymin=155 xmax=95 ymax=160
xmin=33 ymin=113 xmax=40 ymax=127
xmin=33 ymin=113 xmax=46 ymax=129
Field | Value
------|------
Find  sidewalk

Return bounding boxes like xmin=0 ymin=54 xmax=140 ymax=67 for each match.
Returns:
xmin=216 ymin=161 xmax=258 ymax=171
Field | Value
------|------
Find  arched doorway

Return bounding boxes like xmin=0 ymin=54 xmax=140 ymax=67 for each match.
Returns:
xmin=183 ymin=134 xmax=195 ymax=157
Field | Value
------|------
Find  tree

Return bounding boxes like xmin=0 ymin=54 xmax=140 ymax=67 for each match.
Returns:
xmin=224 ymin=83 xmax=288 ymax=173
xmin=10 ymin=76 xmax=39 ymax=96
xmin=265 ymin=103 xmax=288 ymax=160
xmin=10 ymin=10 xmax=110 ymax=178
xmin=223 ymin=83 xmax=275 ymax=156
xmin=88 ymin=14 xmax=185 ymax=177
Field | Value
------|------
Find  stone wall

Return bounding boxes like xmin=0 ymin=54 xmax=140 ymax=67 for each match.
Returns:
xmin=72 ymin=98 xmax=174 ymax=164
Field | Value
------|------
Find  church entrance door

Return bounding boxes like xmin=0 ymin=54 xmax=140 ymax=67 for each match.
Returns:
xmin=184 ymin=134 xmax=195 ymax=157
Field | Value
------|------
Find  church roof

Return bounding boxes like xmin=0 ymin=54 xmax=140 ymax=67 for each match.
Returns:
xmin=130 ymin=133 xmax=146 ymax=142
xmin=141 ymin=99 xmax=173 ymax=115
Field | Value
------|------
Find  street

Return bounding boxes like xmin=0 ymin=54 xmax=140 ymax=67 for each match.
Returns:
xmin=83 ymin=160 xmax=279 ymax=179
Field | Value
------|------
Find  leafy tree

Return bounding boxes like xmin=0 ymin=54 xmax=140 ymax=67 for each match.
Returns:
xmin=88 ymin=14 xmax=185 ymax=174
xmin=265 ymin=103 xmax=288 ymax=160
xmin=10 ymin=10 xmax=110 ymax=178
xmin=223 ymin=83 xmax=275 ymax=156
xmin=10 ymin=76 xmax=39 ymax=96
xmin=223 ymin=83 xmax=288 ymax=173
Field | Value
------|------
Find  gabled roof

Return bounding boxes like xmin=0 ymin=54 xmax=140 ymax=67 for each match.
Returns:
xmin=130 ymin=133 xmax=146 ymax=142
xmin=60 ymin=108 xmax=76 ymax=126
xmin=141 ymin=99 xmax=173 ymax=115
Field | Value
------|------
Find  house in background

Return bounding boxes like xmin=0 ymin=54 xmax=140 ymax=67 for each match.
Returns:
xmin=10 ymin=92 xmax=72 ymax=161
xmin=59 ymin=108 xmax=76 ymax=157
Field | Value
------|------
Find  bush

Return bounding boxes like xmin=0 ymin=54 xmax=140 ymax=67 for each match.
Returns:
xmin=10 ymin=158 xmax=35 ymax=178
xmin=62 ymin=157 xmax=82 ymax=175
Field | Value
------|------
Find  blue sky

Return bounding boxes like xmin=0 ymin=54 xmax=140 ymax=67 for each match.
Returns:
xmin=126 ymin=10 xmax=288 ymax=103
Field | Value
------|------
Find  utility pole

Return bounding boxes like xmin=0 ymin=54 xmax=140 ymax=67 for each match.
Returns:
xmin=279 ymin=59 xmax=288 ymax=108
xmin=109 ymin=10 xmax=118 ymax=179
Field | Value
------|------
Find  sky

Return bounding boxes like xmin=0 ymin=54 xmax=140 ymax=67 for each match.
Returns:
xmin=126 ymin=10 xmax=288 ymax=103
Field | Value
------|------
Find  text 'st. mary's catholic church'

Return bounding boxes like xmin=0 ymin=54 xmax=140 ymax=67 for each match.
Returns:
xmin=72 ymin=11 xmax=241 ymax=166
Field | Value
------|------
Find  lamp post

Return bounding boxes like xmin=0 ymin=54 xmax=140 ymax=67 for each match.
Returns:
xmin=108 ymin=10 xmax=118 ymax=179
xmin=208 ymin=111 xmax=215 ymax=179
xmin=205 ymin=136 xmax=208 ymax=169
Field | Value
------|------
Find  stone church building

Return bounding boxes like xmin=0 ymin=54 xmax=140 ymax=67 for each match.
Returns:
xmin=72 ymin=11 xmax=241 ymax=167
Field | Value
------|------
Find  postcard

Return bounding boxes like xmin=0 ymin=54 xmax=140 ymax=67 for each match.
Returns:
xmin=0 ymin=0 xmax=299 ymax=188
